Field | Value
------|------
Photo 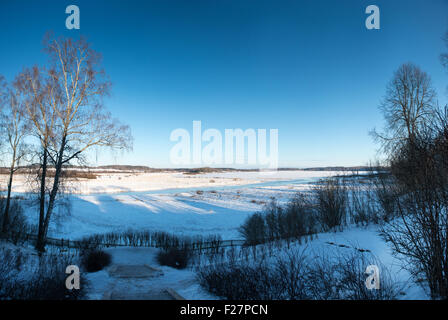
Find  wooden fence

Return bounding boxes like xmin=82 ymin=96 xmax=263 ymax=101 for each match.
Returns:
xmin=1 ymin=231 xmax=247 ymax=251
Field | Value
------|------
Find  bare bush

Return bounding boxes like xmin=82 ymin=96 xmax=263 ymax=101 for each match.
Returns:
xmin=157 ymin=247 xmax=192 ymax=269
xmin=0 ymin=247 xmax=17 ymax=296
xmin=81 ymin=249 xmax=112 ymax=272
xmin=349 ymin=183 xmax=379 ymax=226
xmin=77 ymin=229 xmax=222 ymax=258
xmin=0 ymin=197 xmax=34 ymax=244
xmin=334 ymin=251 xmax=402 ymax=300
xmin=263 ymin=197 xmax=316 ymax=243
xmin=283 ymin=194 xmax=317 ymax=238
xmin=239 ymin=195 xmax=317 ymax=246
xmin=372 ymin=172 xmax=400 ymax=222
xmin=198 ymin=257 xmax=283 ymax=300
xmin=239 ymin=212 xmax=266 ymax=245
xmin=346 ymin=170 xmax=398 ymax=226
xmin=197 ymin=247 xmax=401 ymax=300
xmin=314 ymin=179 xmax=348 ymax=231
xmin=0 ymin=247 xmax=83 ymax=300
xmin=274 ymin=248 xmax=310 ymax=299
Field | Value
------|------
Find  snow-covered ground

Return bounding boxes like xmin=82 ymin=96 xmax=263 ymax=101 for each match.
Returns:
xmin=82 ymin=225 xmax=428 ymax=300
xmin=16 ymin=170 xmax=338 ymax=240
xmin=84 ymin=247 xmax=214 ymax=300
xmin=0 ymin=170 xmax=342 ymax=194
xmin=1 ymin=170 xmax=430 ymax=300
xmin=298 ymin=226 xmax=427 ymax=299
xmin=48 ymin=187 xmax=306 ymax=239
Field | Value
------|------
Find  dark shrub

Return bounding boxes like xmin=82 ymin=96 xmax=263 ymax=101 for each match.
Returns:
xmin=373 ymin=173 xmax=399 ymax=222
xmin=239 ymin=195 xmax=317 ymax=246
xmin=0 ymin=248 xmax=84 ymax=300
xmin=314 ymin=179 xmax=348 ymax=231
xmin=348 ymin=183 xmax=380 ymax=226
xmin=197 ymin=248 xmax=401 ymax=300
xmin=197 ymin=248 xmax=309 ymax=300
xmin=198 ymin=258 xmax=284 ymax=300
xmin=27 ymin=255 xmax=84 ymax=300
xmin=78 ymin=229 xmax=221 ymax=253
xmin=334 ymin=251 xmax=401 ymax=300
xmin=239 ymin=212 xmax=266 ymax=245
xmin=0 ymin=197 xmax=34 ymax=244
xmin=81 ymin=249 xmax=112 ymax=272
xmin=283 ymin=194 xmax=317 ymax=239
xmin=263 ymin=200 xmax=283 ymax=241
xmin=157 ymin=247 xmax=191 ymax=269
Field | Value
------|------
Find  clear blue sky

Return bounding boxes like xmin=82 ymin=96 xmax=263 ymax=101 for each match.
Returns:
xmin=1 ymin=0 xmax=447 ymax=168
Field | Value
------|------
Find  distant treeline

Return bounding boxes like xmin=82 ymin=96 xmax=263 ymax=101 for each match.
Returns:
xmin=296 ymin=166 xmax=387 ymax=172
xmin=0 ymin=165 xmax=383 ymax=175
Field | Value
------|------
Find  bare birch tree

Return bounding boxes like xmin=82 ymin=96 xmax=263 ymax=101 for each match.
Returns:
xmin=0 ymin=76 xmax=30 ymax=234
xmin=16 ymin=65 xmax=58 ymax=251
xmin=19 ymin=34 xmax=132 ymax=252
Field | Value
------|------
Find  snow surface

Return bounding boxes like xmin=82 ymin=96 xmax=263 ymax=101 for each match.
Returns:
xmin=84 ymin=247 xmax=215 ymax=300
xmin=0 ymin=170 xmax=430 ymax=299
xmin=1 ymin=170 xmax=341 ymax=194
xmin=82 ymin=226 xmax=428 ymax=300
xmin=18 ymin=171 xmax=338 ymax=240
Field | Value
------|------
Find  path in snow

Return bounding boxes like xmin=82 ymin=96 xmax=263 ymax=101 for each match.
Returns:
xmin=84 ymin=247 xmax=212 ymax=300
xmin=102 ymin=264 xmax=182 ymax=300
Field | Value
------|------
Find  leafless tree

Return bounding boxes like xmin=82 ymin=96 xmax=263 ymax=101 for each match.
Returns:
xmin=441 ymin=31 xmax=448 ymax=72
xmin=372 ymin=63 xmax=437 ymax=156
xmin=374 ymin=62 xmax=448 ymax=299
xmin=19 ymin=34 xmax=132 ymax=252
xmin=0 ymin=76 xmax=6 ymax=150
xmin=16 ymin=65 xmax=58 ymax=251
xmin=380 ymin=120 xmax=448 ymax=298
xmin=0 ymin=76 xmax=30 ymax=234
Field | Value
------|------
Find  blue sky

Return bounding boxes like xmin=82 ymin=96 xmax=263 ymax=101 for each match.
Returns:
xmin=0 ymin=0 xmax=447 ymax=168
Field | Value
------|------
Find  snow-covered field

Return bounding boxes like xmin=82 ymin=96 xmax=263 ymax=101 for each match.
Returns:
xmin=1 ymin=170 xmax=342 ymax=194
xmin=83 ymin=226 xmax=428 ymax=300
xmin=0 ymin=170 xmax=430 ymax=299
xmin=14 ymin=170 xmax=339 ymax=240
